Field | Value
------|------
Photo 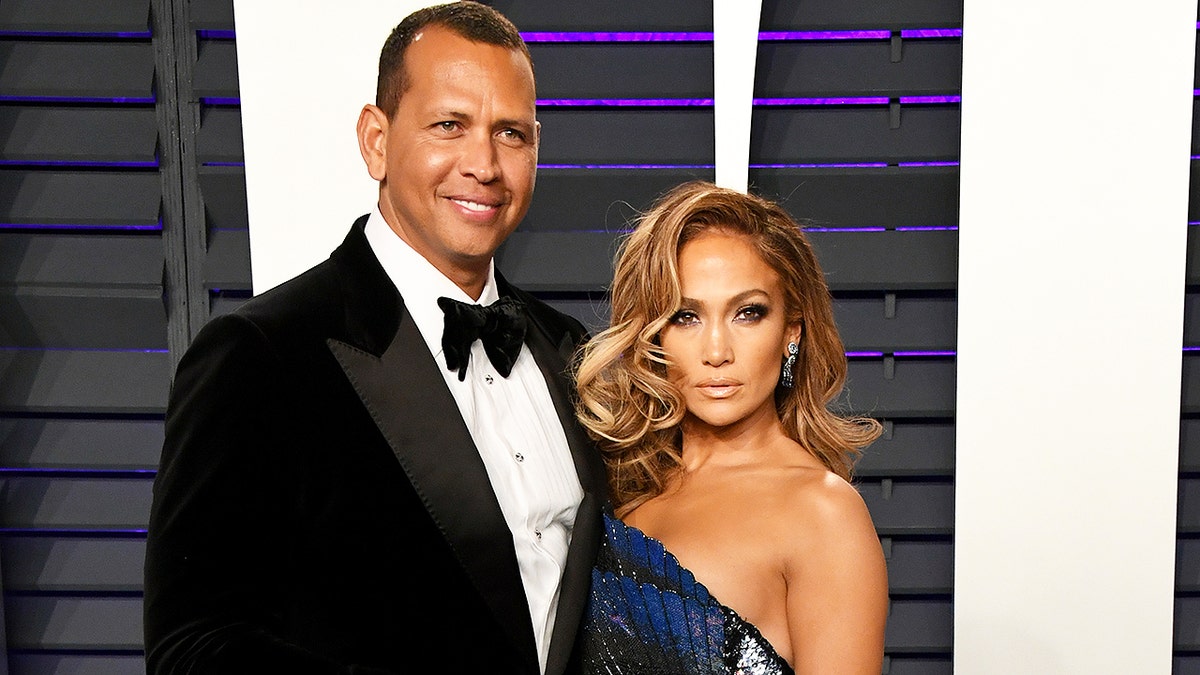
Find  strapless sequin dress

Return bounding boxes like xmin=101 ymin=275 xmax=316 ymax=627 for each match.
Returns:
xmin=581 ymin=511 xmax=794 ymax=675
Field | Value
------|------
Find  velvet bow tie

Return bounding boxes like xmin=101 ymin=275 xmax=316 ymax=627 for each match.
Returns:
xmin=437 ymin=296 xmax=528 ymax=381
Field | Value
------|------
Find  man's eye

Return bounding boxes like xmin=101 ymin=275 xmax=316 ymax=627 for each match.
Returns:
xmin=500 ymin=128 xmax=526 ymax=142
xmin=437 ymin=121 xmax=459 ymax=132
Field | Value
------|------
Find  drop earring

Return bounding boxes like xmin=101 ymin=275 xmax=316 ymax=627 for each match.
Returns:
xmin=780 ymin=342 xmax=798 ymax=388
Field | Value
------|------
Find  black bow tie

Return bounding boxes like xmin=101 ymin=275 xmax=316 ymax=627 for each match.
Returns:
xmin=437 ymin=296 xmax=528 ymax=381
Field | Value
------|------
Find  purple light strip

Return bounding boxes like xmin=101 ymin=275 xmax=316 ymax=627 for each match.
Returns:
xmin=203 ymin=162 xmax=246 ymax=167
xmin=539 ymin=163 xmax=714 ymax=170
xmin=0 ymin=346 xmax=168 ymax=354
xmin=900 ymin=95 xmax=961 ymax=104
xmin=0 ymin=223 xmax=161 ymax=231
xmin=751 ymin=162 xmax=889 ymax=169
xmin=895 ymin=225 xmax=959 ymax=231
xmin=0 ymin=30 xmax=152 ymax=38
xmin=901 ymin=29 xmax=963 ymax=38
xmin=523 ymin=31 xmax=712 ymax=42
xmin=846 ymin=350 xmax=957 ymax=357
xmin=202 ymin=97 xmax=241 ymax=106
xmin=805 ymin=226 xmax=887 ymax=233
xmin=0 ymin=160 xmax=158 ymax=168
xmin=759 ymin=30 xmax=889 ymax=40
xmin=0 ymin=467 xmax=155 ymax=478
xmin=755 ymin=96 xmax=889 ymax=105
xmin=197 ymin=29 xmax=237 ymax=39
xmin=0 ymin=95 xmax=155 ymax=104
xmin=0 ymin=528 xmax=147 ymax=538
xmin=521 ymin=29 xmax=962 ymax=43
xmin=898 ymin=161 xmax=960 ymax=167
xmin=537 ymin=98 xmax=712 ymax=106
xmin=1184 ymin=346 xmax=1200 ymax=351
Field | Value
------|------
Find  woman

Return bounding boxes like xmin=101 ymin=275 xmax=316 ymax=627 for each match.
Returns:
xmin=575 ymin=181 xmax=888 ymax=674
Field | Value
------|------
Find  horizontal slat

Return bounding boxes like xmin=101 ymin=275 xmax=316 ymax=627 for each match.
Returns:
xmin=762 ymin=0 xmax=963 ymax=30
xmin=525 ymin=168 xmax=711 ymax=232
xmin=494 ymin=0 xmax=711 ymax=31
xmin=1179 ymin=596 xmax=1200 ymax=650
xmin=752 ymin=166 xmax=959 ymax=228
xmin=0 ymin=233 xmax=163 ymax=288
xmin=0 ymin=476 xmax=152 ymax=529
xmin=756 ymin=41 xmax=962 ymax=97
xmin=884 ymin=657 xmax=953 ymax=675
xmin=0 ymin=418 xmax=163 ymax=470
xmin=529 ymin=166 xmax=960 ymax=231
xmin=203 ymin=229 xmax=252 ymax=291
xmin=1181 ymin=354 xmax=1200 ymax=413
xmin=192 ymin=38 xmax=238 ymax=99
xmin=8 ymin=655 xmax=147 ymax=675
xmin=0 ymin=42 xmax=153 ymax=99
xmin=533 ymin=43 xmax=712 ymax=98
xmin=857 ymin=422 xmax=955 ymax=477
xmin=1181 ymin=418 xmax=1200 ymax=473
xmin=0 ymin=289 xmax=166 ymax=350
xmin=1189 ymin=225 xmax=1200 ymax=284
xmin=1184 ymin=291 xmax=1200 ymax=345
xmin=752 ymin=107 xmax=960 ymax=164
xmin=198 ymin=166 xmax=249 ymax=230
xmin=0 ymin=349 xmax=169 ymax=414
xmin=0 ymin=0 xmax=150 ymax=34
xmin=812 ymin=230 xmax=958 ymax=292
xmin=540 ymin=109 xmax=714 ymax=165
xmin=195 ymin=107 xmax=244 ymax=164
xmin=884 ymin=597 xmax=953 ymax=651
xmin=883 ymin=537 xmax=953 ymax=594
xmin=1179 ymin=538 xmax=1200 ymax=593
xmin=1181 ymin=479 xmax=1200 ymax=533
xmin=0 ymin=107 xmax=157 ymax=164
xmin=5 ymin=596 xmax=143 ymax=650
xmin=834 ymin=295 xmax=957 ymax=352
xmin=842 ymin=358 xmax=956 ymax=418
xmin=190 ymin=0 xmax=233 ymax=31
xmin=0 ymin=170 xmax=161 ymax=228
xmin=498 ymin=230 xmax=958 ymax=293
xmin=2 ymin=536 xmax=145 ymax=591
xmin=859 ymin=479 xmax=953 ymax=535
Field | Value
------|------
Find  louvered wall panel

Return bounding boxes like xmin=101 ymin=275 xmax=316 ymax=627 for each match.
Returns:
xmin=0 ymin=0 xmax=163 ymax=671
xmin=1181 ymin=19 xmax=1200 ymax=665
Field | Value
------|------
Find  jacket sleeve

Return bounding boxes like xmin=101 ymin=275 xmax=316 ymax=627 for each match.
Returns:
xmin=142 ymin=314 xmax=396 ymax=675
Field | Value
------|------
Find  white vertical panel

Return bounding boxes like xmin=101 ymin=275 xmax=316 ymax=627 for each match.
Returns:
xmin=233 ymin=1 xmax=435 ymax=294
xmin=712 ymin=0 xmax=762 ymax=193
xmin=956 ymin=1 xmax=1194 ymax=672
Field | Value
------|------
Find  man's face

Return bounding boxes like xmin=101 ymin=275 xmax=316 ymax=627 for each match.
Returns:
xmin=369 ymin=26 xmax=539 ymax=285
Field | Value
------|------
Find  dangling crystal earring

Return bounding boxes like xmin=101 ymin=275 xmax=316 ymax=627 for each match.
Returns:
xmin=780 ymin=342 xmax=798 ymax=388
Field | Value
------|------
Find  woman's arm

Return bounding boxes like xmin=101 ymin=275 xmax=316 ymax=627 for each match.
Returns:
xmin=783 ymin=474 xmax=889 ymax=675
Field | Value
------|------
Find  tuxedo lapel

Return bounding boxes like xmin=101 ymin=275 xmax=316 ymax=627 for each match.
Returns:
xmin=324 ymin=226 xmax=538 ymax=669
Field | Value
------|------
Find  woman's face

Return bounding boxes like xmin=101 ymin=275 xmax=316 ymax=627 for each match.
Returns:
xmin=660 ymin=230 xmax=801 ymax=433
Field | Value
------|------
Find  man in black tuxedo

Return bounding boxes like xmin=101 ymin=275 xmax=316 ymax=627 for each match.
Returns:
xmin=143 ymin=3 xmax=605 ymax=673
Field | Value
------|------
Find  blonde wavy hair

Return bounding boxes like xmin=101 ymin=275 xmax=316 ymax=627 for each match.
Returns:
xmin=575 ymin=181 xmax=882 ymax=515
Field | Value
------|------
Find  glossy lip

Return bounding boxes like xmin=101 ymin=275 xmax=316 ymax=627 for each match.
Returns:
xmin=696 ymin=377 xmax=742 ymax=398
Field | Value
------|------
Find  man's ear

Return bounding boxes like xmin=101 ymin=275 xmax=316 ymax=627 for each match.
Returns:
xmin=357 ymin=104 xmax=389 ymax=181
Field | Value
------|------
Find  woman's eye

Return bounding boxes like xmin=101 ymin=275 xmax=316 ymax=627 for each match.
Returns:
xmin=735 ymin=304 xmax=768 ymax=322
xmin=670 ymin=310 xmax=699 ymax=326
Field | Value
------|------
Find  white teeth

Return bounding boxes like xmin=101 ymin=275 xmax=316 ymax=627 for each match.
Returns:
xmin=452 ymin=199 xmax=493 ymax=212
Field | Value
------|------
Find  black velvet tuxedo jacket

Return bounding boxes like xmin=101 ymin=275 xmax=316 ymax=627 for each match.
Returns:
xmin=144 ymin=217 xmax=606 ymax=674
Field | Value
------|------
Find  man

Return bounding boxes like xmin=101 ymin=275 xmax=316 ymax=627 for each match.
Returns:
xmin=143 ymin=3 xmax=605 ymax=673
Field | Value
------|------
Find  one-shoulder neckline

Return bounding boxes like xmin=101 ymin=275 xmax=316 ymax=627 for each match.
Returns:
xmin=603 ymin=511 xmax=794 ymax=671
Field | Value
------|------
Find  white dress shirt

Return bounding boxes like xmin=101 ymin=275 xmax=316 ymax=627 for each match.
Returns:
xmin=364 ymin=207 xmax=583 ymax=673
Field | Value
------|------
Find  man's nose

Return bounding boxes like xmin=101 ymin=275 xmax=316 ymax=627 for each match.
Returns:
xmin=459 ymin=131 xmax=500 ymax=183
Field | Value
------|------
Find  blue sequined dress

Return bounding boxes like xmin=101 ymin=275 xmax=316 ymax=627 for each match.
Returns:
xmin=581 ymin=511 xmax=795 ymax=675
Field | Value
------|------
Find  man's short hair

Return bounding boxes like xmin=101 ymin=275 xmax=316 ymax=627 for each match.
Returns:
xmin=376 ymin=1 xmax=533 ymax=119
